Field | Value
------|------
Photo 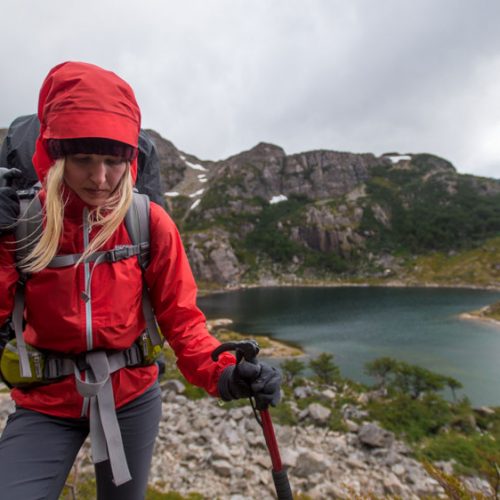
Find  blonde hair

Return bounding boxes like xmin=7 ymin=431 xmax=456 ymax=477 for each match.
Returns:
xmin=20 ymin=158 xmax=133 ymax=273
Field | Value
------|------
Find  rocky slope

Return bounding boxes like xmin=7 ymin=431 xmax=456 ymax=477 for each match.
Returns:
xmin=0 ymin=382 xmax=491 ymax=499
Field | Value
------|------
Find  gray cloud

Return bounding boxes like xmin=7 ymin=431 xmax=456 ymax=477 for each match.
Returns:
xmin=1 ymin=0 xmax=499 ymax=178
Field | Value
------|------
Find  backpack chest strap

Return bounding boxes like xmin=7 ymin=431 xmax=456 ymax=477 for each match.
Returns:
xmin=47 ymin=242 xmax=149 ymax=268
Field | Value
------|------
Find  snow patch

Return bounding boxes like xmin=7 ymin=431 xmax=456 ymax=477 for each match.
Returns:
xmin=186 ymin=160 xmax=207 ymax=172
xmin=189 ymin=188 xmax=205 ymax=198
xmin=199 ymin=178 xmax=208 ymax=183
xmin=270 ymin=195 xmax=288 ymax=204
xmin=164 ymin=191 xmax=180 ymax=197
xmin=190 ymin=199 xmax=201 ymax=210
xmin=387 ymin=154 xmax=411 ymax=163
xmin=179 ymin=154 xmax=186 ymax=161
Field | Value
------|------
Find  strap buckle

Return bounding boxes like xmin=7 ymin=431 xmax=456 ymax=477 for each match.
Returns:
xmin=17 ymin=273 xmax=28 ymax=286
xmin=107 ymin=245 xmax=136 ymax=263
xmin=123 ymin=344 xmax=142 ymax=366
xmin=74 ymin=353 xmax=90 ymax=372
xmin=45 ymin=356 xmax=64 ymax=379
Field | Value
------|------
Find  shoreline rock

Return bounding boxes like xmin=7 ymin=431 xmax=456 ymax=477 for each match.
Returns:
xmin=206 ymin=318 xmax=303 ymax=357
xmin=459 ymin=309 xmax=500 ymax=328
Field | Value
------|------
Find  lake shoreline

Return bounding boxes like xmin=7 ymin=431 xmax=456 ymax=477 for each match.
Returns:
xmin=199 ymin=280 xmax=500 ymax=296
xmin=199 ymin=286 xmax=500 ymax=407
xmin=459 ymin=311 xmax=500 ymax=328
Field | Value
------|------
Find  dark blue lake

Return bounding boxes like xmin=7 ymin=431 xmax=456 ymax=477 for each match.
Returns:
xmin=199 ymin=287 xmax=500 ymax=407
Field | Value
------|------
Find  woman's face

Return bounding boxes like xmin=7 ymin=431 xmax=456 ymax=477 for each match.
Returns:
xmin=64 ymin=154 xmax=127 ymax=206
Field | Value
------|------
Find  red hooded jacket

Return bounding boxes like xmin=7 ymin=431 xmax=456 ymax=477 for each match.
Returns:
xmin=0 ymin=62 xmax=235 ymax=417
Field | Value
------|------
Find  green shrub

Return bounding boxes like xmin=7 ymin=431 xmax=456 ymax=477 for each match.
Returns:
xmin=367 ymin=393 xmax=452 ymax=442
xmin=361 ymin=161 xmax=500 ymax=254
xmin=364 ymin=357 xmax=461 ymax=400
xmin=281 ymin=358 xmax=306 ymax=385
xmin=270 ymin=402 xmax=298 ymax=426
xmin=244 ymin=196 xmax=309 ymax=263
xmin=364 ymin=357 xmax=399 ymax=388
xmin=309 ymin=353 xmax=340 ymax=385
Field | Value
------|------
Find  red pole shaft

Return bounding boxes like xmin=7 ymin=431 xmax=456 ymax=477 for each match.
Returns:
xmin=260 ymin=409 xmax=283 ymax=471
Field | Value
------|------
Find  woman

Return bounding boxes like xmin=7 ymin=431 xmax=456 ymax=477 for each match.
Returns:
xmin=0 ymin=61 xmax=280 ymax=499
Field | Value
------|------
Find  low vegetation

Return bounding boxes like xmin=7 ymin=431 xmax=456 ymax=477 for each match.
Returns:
xmin=279 ymin=352 xmax=500 ymax=496
xmin=361 ymin=159 xmax=500 ymax=255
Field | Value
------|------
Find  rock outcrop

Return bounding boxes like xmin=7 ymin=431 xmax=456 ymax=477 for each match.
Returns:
xmin=186 ymin=229 xmax=243 ymax=285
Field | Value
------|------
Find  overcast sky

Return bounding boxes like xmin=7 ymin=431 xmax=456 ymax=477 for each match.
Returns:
xmin=1 ymin=0 xmax=499 ymax=178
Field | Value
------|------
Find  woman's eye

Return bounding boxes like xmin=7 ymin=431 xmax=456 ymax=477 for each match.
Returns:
xmin=105 ymin=158 xmax=125 ymax=167
xmin=72 ymin=156 xmax=92 ymax=165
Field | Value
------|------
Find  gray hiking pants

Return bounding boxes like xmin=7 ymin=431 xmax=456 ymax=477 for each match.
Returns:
xmin=0 ymin=381 xmax=162 ymax=500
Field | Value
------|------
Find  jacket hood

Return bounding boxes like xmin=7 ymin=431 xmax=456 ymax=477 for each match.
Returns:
xmin=33 ymin=61 xmax=141 ymax=183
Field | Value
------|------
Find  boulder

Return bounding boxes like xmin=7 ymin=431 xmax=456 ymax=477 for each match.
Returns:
xmin=358 ymin=423 xmax=395 ymax=448
xmin=342 ymin=403 xmax=369 ymax=420
xmin=280 ymin=448 xmax=299 ymax=468
xmin=383 ymin=472 xmax=404 ymax=495
xmin=344 ymin=419 xmax=360 ymax=433
xmin=476 ymin=406 xmax=495 ymax=416
xmin=162 ymin=379 xmax=186 ymax=394
xmin=212 ymin=459 xmax=233 ymax=477
xmin=293 ymin=386 xmax=313 ymax=399
xmin=294 ymin=450 xmax=331 ymax=477
xmin=321 ymin=388 xmax=337 ymax=399
xmin=308 ymin=403 xmax=331 ymax=423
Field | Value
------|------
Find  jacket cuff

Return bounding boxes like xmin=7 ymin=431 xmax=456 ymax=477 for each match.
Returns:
xmin=217 ymin=365 xmax=236 ymax=401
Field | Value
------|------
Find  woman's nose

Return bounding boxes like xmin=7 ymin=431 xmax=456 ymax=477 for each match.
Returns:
xmin=89 ymin=161 xmax=107 ymax=186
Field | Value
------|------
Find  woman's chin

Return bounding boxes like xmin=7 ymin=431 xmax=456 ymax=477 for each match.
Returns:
xmin=79 ymin=190 xmax=110 ymax=206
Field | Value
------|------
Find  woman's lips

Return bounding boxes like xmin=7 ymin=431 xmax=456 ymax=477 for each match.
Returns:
xmin=84 ymin=188 xmax=109 ymax=196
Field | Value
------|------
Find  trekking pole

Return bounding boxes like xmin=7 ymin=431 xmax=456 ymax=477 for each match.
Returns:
xmin=212 ymin=340 xmax=293 ymax=500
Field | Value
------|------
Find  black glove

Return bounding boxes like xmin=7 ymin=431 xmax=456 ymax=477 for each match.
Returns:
xmin=0 ymin=187 xmax=20 ymax=236
xmin=218 ymin=360 xmax=282 ymax=410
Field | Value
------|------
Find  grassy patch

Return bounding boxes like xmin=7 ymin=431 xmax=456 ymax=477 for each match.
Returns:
xmin=419 ymin=432 xmax=500 ymax=476
xmin=59 ymin=475 xmax=204 ymax=500
xmin=408 ymin=236 xmax=500 ymax=287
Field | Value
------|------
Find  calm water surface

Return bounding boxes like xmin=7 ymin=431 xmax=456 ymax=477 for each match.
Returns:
xmin=199 ymin=287 xmax=500 ymax=406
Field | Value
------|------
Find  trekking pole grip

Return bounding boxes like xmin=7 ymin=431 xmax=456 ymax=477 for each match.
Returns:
xmin=211 ymin=339 xmax=260 ymax=364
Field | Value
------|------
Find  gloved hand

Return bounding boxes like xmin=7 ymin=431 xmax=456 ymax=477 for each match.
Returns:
xmin=0 ymin=187 xmax=20 ymax=236
xmin=218 ymin=360 xmax=282 ymax=410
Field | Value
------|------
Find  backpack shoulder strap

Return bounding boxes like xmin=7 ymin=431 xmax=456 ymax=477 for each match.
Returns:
xmin=13 ymin=188 xmax=43 ymax=379
xmin=124 ymin=192 xmax=150 ymax=269
xmin=124 ymin=193 xmax=163 ymax=348
xmin=15 ymin=188 xmax=43 ymax=266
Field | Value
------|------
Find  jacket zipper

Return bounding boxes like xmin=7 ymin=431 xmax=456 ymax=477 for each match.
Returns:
xmin=83 ymin=208 xmax=93 ymax=351
xmin=81 ymin=208 xmax=92 ymax=417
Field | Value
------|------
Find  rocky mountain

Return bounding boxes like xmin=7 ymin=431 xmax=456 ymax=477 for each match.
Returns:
xmin=2 ymin=126 xmax=500 ymax=288
xmin=148 ymin=134 xmax=500 ymax=288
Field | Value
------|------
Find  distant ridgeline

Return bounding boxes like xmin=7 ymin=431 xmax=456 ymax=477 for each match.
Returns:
xmin=2 ymin=127 xmax=500 ymax=288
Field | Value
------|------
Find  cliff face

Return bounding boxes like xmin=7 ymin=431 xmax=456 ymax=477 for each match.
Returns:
xmin=203 ymin=142 xmax=386 ymax=208
xmin=2 ymin=126 xmax=500 ymax=287
xmin=171 ymin=143 xmax=500 ymax=286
